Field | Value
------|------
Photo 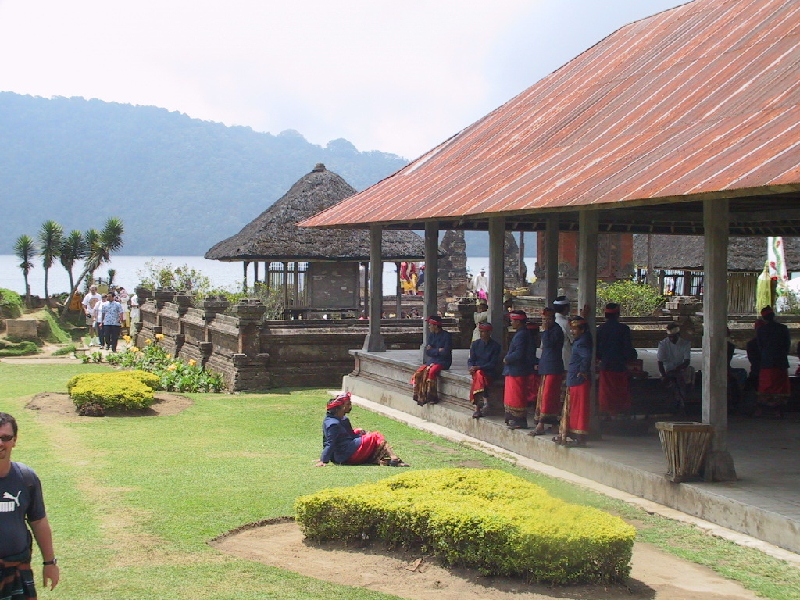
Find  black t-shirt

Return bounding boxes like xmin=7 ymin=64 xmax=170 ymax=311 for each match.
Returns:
xmin=0 ymin=462 xmax=46 ymax=558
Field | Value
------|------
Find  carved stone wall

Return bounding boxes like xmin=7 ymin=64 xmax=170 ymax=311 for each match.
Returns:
xmin=135 ymin=288 xmax=430 ymax=391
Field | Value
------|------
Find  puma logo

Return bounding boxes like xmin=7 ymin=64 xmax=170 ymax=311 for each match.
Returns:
xmin=2 ymin=491 xmax=21 ymax=507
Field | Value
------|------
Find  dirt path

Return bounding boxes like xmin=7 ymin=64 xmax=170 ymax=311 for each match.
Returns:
xmin=212 ymin=520 xmax=760 ymax=600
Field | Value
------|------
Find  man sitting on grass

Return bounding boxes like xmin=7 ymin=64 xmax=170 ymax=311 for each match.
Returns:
xmin=315 ymin=393 xmax=409 ymax=467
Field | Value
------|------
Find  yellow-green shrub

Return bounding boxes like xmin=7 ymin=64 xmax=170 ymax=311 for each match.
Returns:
xmin=67 ymin=371 xmax=158 ymax=411
xmin=295 ymin=468 xmax=635 ymax=584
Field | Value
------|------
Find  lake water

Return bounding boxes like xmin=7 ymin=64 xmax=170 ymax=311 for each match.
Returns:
xmin=0 ymin=255 xmax=523 ymax=297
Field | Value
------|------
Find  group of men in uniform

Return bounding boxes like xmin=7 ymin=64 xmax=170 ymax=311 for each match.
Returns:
xmin=410 ymin=296 xmax=641 ymax=447
xmin=409 ymin=296 xmax=794 ymax=446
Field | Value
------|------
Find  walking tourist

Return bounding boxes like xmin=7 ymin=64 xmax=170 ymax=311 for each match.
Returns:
xmin=596 ymin=302 xmax=637 ymax=415
xmin=411 ymin=315 xmax=452 ymax=405
xmin=101 ymin=293 xmax=124 ymax=352
xmin=0 ymin=412 xmax=60 ymax=598
xmin=468 ymin=322 xmax=501 ymax=418
xmin=82 ymin=284 xmax=102 ymax=346
xmin=315 ymin=393 xmax=408 ymax=467
xmin=755 ymin=306 xmax=791 ymax=416
xmin=554 ymin=317 xmax=592 ymax=447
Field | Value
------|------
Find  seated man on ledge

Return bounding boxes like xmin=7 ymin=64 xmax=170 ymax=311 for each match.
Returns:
xmin=411 ymin=315 xmax=453 ymax=405
xmin=315 ymin=392 xmax=409 ymax=467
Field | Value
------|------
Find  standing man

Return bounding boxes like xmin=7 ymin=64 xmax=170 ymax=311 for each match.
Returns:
xmin=555 ymin=317 xmax=593 ymax=447
xmin=0 ymin=413 xmax=60 ymax=598
xmin=756 ymin=306 xmax=791 ymax=416
xmin=468 ymin=322 xmax=501 ymax=418
xmin=81 ymin=284 xmax=102 ymax=346
xmin=101 ymin=292 xmax=124 ymax=352
xmin=472 ymin=268 xmax=489 ymax=301
xmin=503 ymin=310 xmax=533 ymax=429
xmin=411 ymin=315 xmax=452 ymax=405
xmin=657 ymin=322 xmax=693 ymax=414
xmin=530 ymin=307 xmax=564 ymax=436
xmin=596 ymin=303 xmax=638 ymax=415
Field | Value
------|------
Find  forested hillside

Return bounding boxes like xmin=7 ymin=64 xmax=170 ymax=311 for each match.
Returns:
xmin=0 ymin=92 xmax=409 ymax=255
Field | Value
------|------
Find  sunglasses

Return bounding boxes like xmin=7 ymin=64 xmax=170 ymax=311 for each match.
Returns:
xmin=0 ymin=435 xmax=14 ymax=442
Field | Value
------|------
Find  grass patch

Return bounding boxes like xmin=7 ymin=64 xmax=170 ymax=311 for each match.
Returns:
xmin=52 ymin=344 xmax=78 ymax=356
xmin=0 ymin=361 xmax=798 ymax=599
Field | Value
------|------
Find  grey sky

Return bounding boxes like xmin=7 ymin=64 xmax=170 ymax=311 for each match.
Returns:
xmin=0 ymin=0 xmax=688 ymax=159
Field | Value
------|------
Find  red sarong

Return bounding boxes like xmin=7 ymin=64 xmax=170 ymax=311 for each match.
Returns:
xmin=346 ymin=431 xmax=386 ymax=464
xmin=504 ymin=375 xmax=528 ymax=418
xmin=598 ymin=371 xmax=631 ymax=415
xmin=537 ymin=373 xmax=563 ymax=419
xmin=470 ymin=370 xmax=492 ymax=404
xmin=564 ymin=381 xmax=591 ymax=435
xmin=525 ymin=373 xmax=541 ymax=406
xmin=758 ymin=368 xmax=790 ymax=395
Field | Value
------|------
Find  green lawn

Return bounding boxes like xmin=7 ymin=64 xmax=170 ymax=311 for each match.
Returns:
xmin=2 ymin=361 xmax=799 ymax=599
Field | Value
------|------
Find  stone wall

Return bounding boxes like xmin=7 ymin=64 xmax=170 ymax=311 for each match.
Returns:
xmin=135 ymin=288 xmax=426 ymax=391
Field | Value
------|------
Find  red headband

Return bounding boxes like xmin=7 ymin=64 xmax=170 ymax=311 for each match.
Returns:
xmin=509 ymin=312 xmax=527 ymax=321
xmin=326 ymin=392 xmax=351 ymax=410
xmin=478 ymin=323 xmax=493 ymax=330
xmin=604 ymin=306 xmax=620 ymax=314
xmin=761 ymin=306 xmax=774 ymax=317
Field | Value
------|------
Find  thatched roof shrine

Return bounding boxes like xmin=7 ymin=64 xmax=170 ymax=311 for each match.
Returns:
xmin=633 ymin=235 xmax=800 ymax=272
xmin=205 ymin=164 xmax=426 ymax=262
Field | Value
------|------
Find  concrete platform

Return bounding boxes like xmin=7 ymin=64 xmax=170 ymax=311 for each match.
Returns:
xmin=344 ymin=349 xmax=800 ymax=555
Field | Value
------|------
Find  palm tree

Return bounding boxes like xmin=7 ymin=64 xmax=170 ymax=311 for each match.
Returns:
xmin=13 ymin=234 xmax=37 ymax=307
xmin=60 ymin=218 xmax=124 ymax=318
xmin=60 ymin=230 xmax=86 ymax=303
xmin=38 ymin=220 xmax=64 ymax=302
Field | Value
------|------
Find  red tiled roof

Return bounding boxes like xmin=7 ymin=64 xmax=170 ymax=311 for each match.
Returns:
xmin=301 ymin=0 xmax=800 ymax=228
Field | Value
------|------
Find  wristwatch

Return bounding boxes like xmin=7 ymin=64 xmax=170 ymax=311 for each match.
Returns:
xmin=43 ymin=558 xmax=57 ymax=566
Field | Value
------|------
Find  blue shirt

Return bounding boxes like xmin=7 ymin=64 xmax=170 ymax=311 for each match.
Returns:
xmin=425 ymin=329 xmax=453 ymax=369
xmin=538 ymin=325 xmax=565 ymax=375
xmin=757 ymin=319 xmax=791 ymax=369
xmin=320 ymin=415 xmax=361 ymax=464
xmin=596 ymin=318 xmax=637 ymax=372
xmin=468 ymin=337 xmax=501 ymax=378
xmin=503 ymin=327 xmax=533 ymax=377
xmin=567 ymin=330 xmax=593 ymax=387
xmin=102 ymin=300 xmax=123 ymax=326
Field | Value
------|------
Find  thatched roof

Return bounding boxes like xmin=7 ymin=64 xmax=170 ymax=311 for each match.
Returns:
xmin=205 ymin=164 xmax=427 ymax=261
xmin=632 ymin=235 xmax=800 ymax=272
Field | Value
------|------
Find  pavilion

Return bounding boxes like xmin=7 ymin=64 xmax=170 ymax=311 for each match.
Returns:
xmin=301 ymin=0 xmax=800 ymax=490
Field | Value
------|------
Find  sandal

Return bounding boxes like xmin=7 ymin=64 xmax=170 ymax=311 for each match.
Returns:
xmin=527 ymin=428 xmax=546 ymax=437
xmin=388 ymin=458 xmax=410 ymax=467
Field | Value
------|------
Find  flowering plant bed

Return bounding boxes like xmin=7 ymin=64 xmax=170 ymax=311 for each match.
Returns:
xmin=295 ymin=468 xmax=635 ymax=584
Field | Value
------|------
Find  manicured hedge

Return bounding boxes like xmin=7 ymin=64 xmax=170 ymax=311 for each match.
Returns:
xmin=67 ymin=370 xmax=160 ymax=412
xmin=295 ymin=468 xmax=635 ymax=584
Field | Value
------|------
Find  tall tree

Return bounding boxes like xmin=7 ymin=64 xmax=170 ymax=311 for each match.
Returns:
xmin=38 ymin=220 xmax=63 ymax=302
xmin=60 ymin=229 xmax=86 ymax=303
xmin=13 ymin=234 xmax=37 ymax=307
xmin=60 ymin=218 xmax=124 ymax=318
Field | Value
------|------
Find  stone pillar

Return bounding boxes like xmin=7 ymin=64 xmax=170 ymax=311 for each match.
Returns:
xmin=200 ymin=295 xmax=229 ymax=363
xmin=703 ymin=199 xmax=737 ymax=482
xmin=363 ymin=224 xmax=386 ymax=352
xmin=153 ymin=288 xmax=177 ymax=332
xmin=578 ymin=210 xmax=599 ymax=437
xmin=172 ymin=292 xmax=194 ymax=354
xmin=230 ymin=299 xmax=266 ymax=356
xmin=422 ymin=221 xmax=439 ymax=359
xmin=545 ymin=214 xmax=559 ymax=304
xmin=488 ymin=217 xmax=506 ymax=345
